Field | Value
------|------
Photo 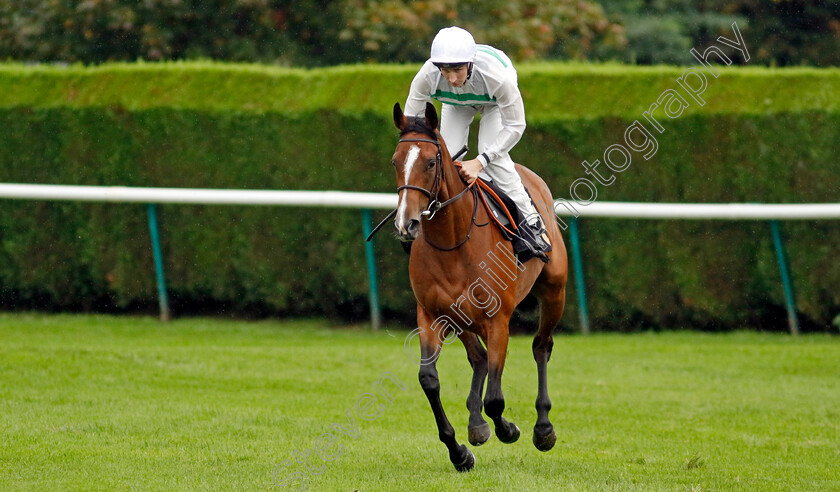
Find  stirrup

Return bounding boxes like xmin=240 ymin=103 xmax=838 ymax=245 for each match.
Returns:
xmin=526 ymin=218 xmax=551 ymax=251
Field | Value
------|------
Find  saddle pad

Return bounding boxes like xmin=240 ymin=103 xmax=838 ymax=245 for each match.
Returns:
xmin=475 ymin=174 xmax=523 ymax=241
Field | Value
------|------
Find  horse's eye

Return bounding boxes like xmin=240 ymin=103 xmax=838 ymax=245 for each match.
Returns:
xmin=427 ymin=159 xmax=436 ymax=169
xmin=391 ymin=160 xmax=396 ymax=167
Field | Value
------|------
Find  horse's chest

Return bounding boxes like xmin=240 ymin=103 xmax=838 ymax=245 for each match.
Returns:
xmin=410 ymin=261 xmax=513 ymax=326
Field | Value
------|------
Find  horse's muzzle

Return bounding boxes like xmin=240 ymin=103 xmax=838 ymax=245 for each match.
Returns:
xmin=395 ymin=218 xmax=420 ymax=242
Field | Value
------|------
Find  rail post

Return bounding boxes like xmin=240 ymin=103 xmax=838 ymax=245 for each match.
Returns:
xmin=569 ymin=217 xmax=590 ymax=335
xmin=769 ymin=220 xmax=799 ymax=335
xmin=147 ymin=203 xmax=170 ymax=322
xmin=361 ymin=209 xmax=381 ymax=330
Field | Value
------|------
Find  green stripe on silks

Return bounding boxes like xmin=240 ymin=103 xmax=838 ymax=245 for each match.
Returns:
xmin=477 ymin=46 xmax=508 ymax=67
xmin=432 ymin=89 xmax=496 ymax=106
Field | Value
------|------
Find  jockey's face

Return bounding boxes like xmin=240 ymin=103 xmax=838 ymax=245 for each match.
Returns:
xmin=440 ymin=65 xmax=469 ymax=87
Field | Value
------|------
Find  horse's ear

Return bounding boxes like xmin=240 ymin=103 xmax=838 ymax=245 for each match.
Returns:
xmin=393 ymin=102 xmax=407 ymax=130
xmin=424 ymin=102 xmax=438 ymax=131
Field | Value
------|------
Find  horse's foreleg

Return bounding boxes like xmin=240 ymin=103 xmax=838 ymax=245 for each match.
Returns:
xmin=417 ymin=313 xmax=475 ymax=472
xmin=459 ymin=332 xmax=491 ymax=446
xmin=483 ymin=325 xmax=520 ymax=444
xmin=532 ymin=290 xmax=565 ymax=451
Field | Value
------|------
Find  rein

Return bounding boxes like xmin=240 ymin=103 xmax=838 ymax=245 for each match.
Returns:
xmin=421 ymin=185 xmax=481 ymax=251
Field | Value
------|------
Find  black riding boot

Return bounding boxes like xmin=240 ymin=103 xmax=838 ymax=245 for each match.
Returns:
xmin=514 ymin=216 xmax=551 ymax=263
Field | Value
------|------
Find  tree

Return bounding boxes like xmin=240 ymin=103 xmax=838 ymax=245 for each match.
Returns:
xmin=596 ymin=0 xmax=740 ymax=65
xmin=0 ymin=0 xmax=624 ymax=65
xmin=595 ymin=0 xmax=840 ymax=66
xmin=709 ymin=0 xmax=840 ymax=66
xmin=336 ymin=0 xmax=625 ymax=63
xmin=0 ymin=0 xmax=302 ymax=64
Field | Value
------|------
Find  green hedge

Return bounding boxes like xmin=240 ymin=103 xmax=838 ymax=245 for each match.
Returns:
xmin=1 ymin=62 xmax=837 ymax=117
xmin=0 ymin=62 xmax=838 ymax=331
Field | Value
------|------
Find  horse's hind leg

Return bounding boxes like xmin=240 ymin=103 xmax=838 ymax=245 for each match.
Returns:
xmin=532 ymin=287 xmax=566 ymax=451
xmin=460 ymin=332 xmax=491 ymax=446
xmin=417 ymin=311 xmax=475 ymax=472
xmin=483 ymin=324 xmax=520 ymax=444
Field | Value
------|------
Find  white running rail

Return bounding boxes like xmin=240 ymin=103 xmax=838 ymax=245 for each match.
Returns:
xmin=1 ymin=183 xmax=839 ymax=219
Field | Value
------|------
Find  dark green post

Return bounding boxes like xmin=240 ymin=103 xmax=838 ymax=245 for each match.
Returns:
xmin=147 ymin=204 xmax=170 ymax=321
xmin=770 ymin=220 xmax=799 ymax=335
xmin=362 ymin=209 xmax=381 ymax=330
xmin=569 ymin=217 xmax=590 ymax=335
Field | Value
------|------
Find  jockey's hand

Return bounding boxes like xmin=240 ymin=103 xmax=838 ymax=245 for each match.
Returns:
xmin=458 ymin=158 xmax=483 ymax=184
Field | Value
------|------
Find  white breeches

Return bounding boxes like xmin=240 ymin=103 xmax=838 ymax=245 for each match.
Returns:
xmin=440 ymin=103 xmax=536 ymax=223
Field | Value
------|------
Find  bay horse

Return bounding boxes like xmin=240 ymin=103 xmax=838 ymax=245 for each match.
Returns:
xmin=391 ymin=102 xmax=568 ymax=471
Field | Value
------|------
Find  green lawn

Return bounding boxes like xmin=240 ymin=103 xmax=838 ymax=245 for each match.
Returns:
xmin=0 ymin=314 xmax=838 ymax=491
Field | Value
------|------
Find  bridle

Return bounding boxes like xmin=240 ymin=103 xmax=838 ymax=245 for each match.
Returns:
xmin=396 ymin=136 xmax=472 ymax=220
xmin=395 ymin=135 xmax=479 ymax=251
xmin=395 ymin=137 xmax=443 ymax=218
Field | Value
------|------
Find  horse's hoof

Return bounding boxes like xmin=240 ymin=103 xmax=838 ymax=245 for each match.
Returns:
xmin=497 ymin=422 xmax=520 ymax=444
xmin=468 ymin=423 xmax=492 ymax=446
xmin=533 ymin=426 xmax=556 ymax=452
xmin=452 ymin=445 xmax=475 ymax=472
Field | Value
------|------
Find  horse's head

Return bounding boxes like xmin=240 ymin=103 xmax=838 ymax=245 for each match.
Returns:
xmin=392 ymin=101 xmax=445 ymax=242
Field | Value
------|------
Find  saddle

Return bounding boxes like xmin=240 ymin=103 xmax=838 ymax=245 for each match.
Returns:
xmin=473 ymin=172 xmax=551 ymax=264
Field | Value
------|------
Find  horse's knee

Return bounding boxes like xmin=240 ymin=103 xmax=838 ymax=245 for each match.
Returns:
xmin=532 ymin=335 xmax=554 ymax=359
xmin=466 ymin=350 xmax=487 ymax=370
xmin=532 ymin=334 xmax=554 ymax=351
xmin=418 ymin=368 xmax=440 ymax=393
xmin=465 ymin=342 xmax=488 ymax=369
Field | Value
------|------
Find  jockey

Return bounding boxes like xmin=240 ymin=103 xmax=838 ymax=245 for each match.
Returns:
xmin=404 ymin=26 xmax=551 ymax=259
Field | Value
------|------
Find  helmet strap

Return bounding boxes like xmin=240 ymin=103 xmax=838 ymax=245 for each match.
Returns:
xmin=467 ymin=62 xmax=473 ymax=80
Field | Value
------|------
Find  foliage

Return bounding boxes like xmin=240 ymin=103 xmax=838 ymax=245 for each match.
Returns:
xmin=0 ymin=0 xmax=306 ymax=64
xmin=338 ymin=0 xmax=626 ymax=62
xmin=710 ymin=0 xmax=840 ymax=67
xmin=597 ymin=0 xmax=840 ymax=66
xmin=0 ymin=1 xmax=836 ymax=66
xmin=596 ymin=0 xmax=744 ymax=65
xmin=0 ymin=0 xmax=623 ymax=65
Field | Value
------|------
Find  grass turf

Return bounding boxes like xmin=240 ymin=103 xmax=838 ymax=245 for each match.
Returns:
xmin=0 ymin=313 xmax=838 ymax=490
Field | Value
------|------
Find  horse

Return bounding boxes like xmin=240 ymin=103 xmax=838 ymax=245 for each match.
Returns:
xmin=391 ymin=101 xmax=569 ymax=471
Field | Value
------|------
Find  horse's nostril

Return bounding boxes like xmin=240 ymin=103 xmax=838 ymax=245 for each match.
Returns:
xmin=407 ymin=219 xmax=420 ymax=235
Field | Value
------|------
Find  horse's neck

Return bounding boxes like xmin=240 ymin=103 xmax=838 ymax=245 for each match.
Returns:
xmin=439 ymin=156 xmax=466 ymax=203
xmin=423 ymin=152 xmax=474 ymax=241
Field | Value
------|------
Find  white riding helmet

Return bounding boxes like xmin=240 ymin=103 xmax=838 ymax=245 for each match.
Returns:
xmin=430 ymin=26 xmax=476 ymax=66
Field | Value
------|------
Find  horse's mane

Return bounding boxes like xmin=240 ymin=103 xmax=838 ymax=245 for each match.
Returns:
xmin=400 ymin=116 xmax=438 ymax=139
